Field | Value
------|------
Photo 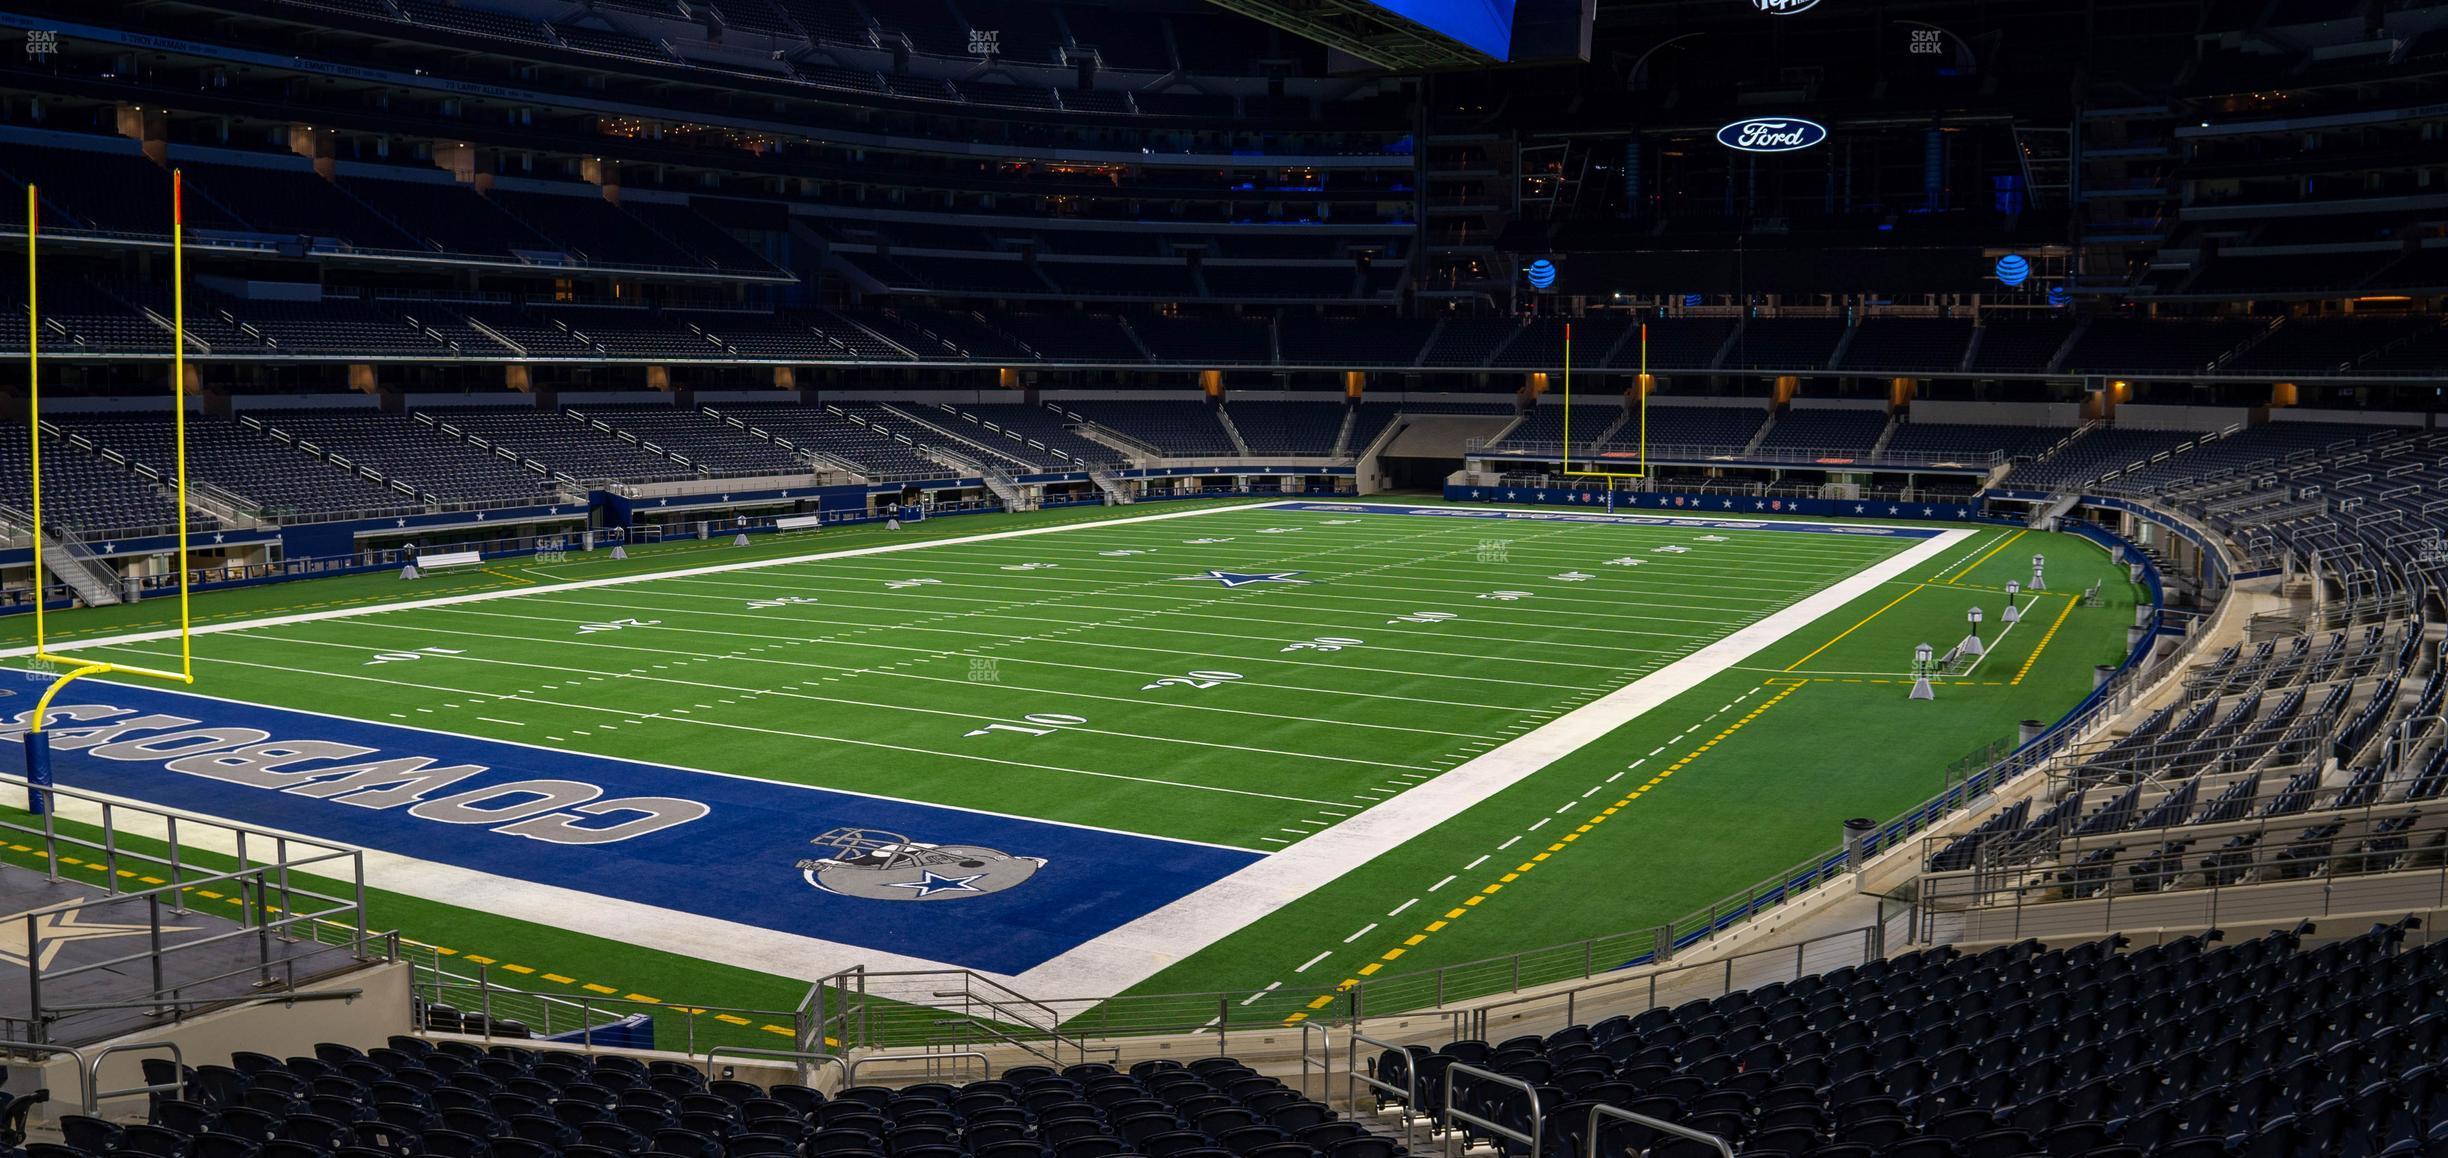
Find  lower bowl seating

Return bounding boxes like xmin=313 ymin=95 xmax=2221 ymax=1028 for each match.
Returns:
xmin=89 ymin=1045 xmax=1383 ymax=1158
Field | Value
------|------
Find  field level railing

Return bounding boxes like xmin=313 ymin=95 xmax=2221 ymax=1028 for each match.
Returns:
xmin=0 ymin=774 xmax=383 ymax=1045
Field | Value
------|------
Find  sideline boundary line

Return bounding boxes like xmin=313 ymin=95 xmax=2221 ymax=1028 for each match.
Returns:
xmin=1010 ymin=526 xmax=1973 ymax=1000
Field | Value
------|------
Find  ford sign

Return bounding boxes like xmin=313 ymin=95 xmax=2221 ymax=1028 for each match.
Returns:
xmin=1751 ymin=0 xmax=1821 ymax=12
xmin=1717 ymin=118 xmax=1829 ymax=153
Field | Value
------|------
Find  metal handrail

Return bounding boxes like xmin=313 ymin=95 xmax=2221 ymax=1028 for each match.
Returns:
xmin=1347 ymin=1030 xmax=1421 ymax=1152
xmin=84 ymin=1041 xmax=180 ymax=1114
xmin=1443 ymin=1062 xmax=1538 ymax=1158
xmin=1474 ymin=439 xmax=2002 ymax=470
xmin=1587 ymin=1103 xmax=1733 ymax=1158
xmin=703 ymin=1045 xmax=846 ymax=1089
xmin=845 ymin=1051 xmax=990 ymax=1084
xmin=0 ymin=776 xmax=379 ymax=1040
xmin=0 ymin=1040 xmax=89 ymax=1110
xmin=1455 ymin=925 xmax=1879 ymax=1035
xmin=25 ymin=867 xmax=359 ymax=994
xmin=1295 ymin=1022 xmax=1332 ymax=1102
xmin=42 ymin=989 xmax=361 ymax=1016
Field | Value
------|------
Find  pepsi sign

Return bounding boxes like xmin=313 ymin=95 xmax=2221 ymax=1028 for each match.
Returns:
xmin=1717 ymin=118 xmax=1828 ymax=153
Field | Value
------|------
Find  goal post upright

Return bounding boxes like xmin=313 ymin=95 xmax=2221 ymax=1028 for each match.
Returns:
xmin=1562 ymin=320 xmax=1647 ymax=483
xmin=23 ymin=170 xmax=198 ymax=813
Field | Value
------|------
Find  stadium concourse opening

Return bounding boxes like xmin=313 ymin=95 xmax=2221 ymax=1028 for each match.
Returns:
xmin=0 ymin=0 xmax=2441 ymax=1154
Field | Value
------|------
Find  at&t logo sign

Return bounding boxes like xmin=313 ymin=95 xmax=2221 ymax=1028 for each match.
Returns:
xmin=1717 ymin=118 xmax=1829 ymax=153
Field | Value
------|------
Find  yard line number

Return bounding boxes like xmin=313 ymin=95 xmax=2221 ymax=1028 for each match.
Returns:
xmin=1142 ymin=670 xmax=1245 ymax=692
xmin=965 ymin=713 xmax=1088 ymax=738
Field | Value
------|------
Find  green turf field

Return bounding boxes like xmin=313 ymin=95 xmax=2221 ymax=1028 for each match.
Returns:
xmin=0 ymin=496 xmax=2140 ymax=1042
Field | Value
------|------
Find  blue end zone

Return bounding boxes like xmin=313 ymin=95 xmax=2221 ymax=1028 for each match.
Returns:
xmin=1275 ymin=501 xmax=1949 ymax=539
xmin=0 ymin=672 xmax=1260 ymax=974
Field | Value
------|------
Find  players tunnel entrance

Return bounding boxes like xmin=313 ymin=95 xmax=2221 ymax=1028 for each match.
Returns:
xmin=1382 ymin=453 xmax=1463 ymax=490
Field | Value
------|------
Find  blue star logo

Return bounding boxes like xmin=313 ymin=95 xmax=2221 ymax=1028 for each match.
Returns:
xmin=885 ymin=871 xmax=986 ymax=897
xmin=1175 ymin=570 xmax=1309 ymax=588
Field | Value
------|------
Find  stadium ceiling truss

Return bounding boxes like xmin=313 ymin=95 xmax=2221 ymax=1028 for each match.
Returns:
xmin=1200 ymin=0 xmax=1498 ymax=71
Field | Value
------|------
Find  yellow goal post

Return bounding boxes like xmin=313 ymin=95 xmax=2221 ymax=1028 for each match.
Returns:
xmin=1559 ymin=321 xmax=1649 ymax=483
xmin=21 ymin=172 xmax=196 ymax=810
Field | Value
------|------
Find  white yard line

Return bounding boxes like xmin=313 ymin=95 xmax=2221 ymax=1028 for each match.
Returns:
xmin=0 ymin=501 xmax=1293 ymax=662
xmin=412 ymin=601 xmax=1574 ymax=706
xmin=662 ymin=567 xmax=1796 ymax=627
xmin=1955 ymin=595 xmax=2043 ymax=679
xmin=774 ymin=554 xmax=1861 ymax=613
xmin=630 ymin=580 xmax=1664 ymax=675
xmin=235 ymin=627 xmax=1486 ymax=753
xmin=105 ymin=644 xmax=1363 ymax=810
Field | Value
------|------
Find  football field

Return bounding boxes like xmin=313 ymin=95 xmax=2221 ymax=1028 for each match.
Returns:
xmin=0 ymin=498 xmax=2137 ymax=1035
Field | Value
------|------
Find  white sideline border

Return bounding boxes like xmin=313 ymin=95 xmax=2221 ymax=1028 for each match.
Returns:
xmin=0 ymin=500 xmax=1971 ymax=1002
xmin=1008 ymin=523 xmax=1972 ymax=999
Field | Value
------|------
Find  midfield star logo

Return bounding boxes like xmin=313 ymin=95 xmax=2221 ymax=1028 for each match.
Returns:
xmin=1172 ymin=570 xmax=1309 ymax=588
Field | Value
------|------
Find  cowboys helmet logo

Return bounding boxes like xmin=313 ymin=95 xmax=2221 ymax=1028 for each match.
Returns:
xmin=795 ymin=827 xmax=1043 ymax=902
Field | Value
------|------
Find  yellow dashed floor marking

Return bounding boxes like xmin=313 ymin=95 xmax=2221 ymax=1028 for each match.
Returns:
xmin=1285 ymin=680 xmax=1806 ymax=1022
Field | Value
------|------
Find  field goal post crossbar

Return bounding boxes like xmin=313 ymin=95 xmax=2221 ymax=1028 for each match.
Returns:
xmin=22 ymin=175 xmax=197 ymax=813
xmin=1559 ymin=322 xmax=1647 ymax=484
